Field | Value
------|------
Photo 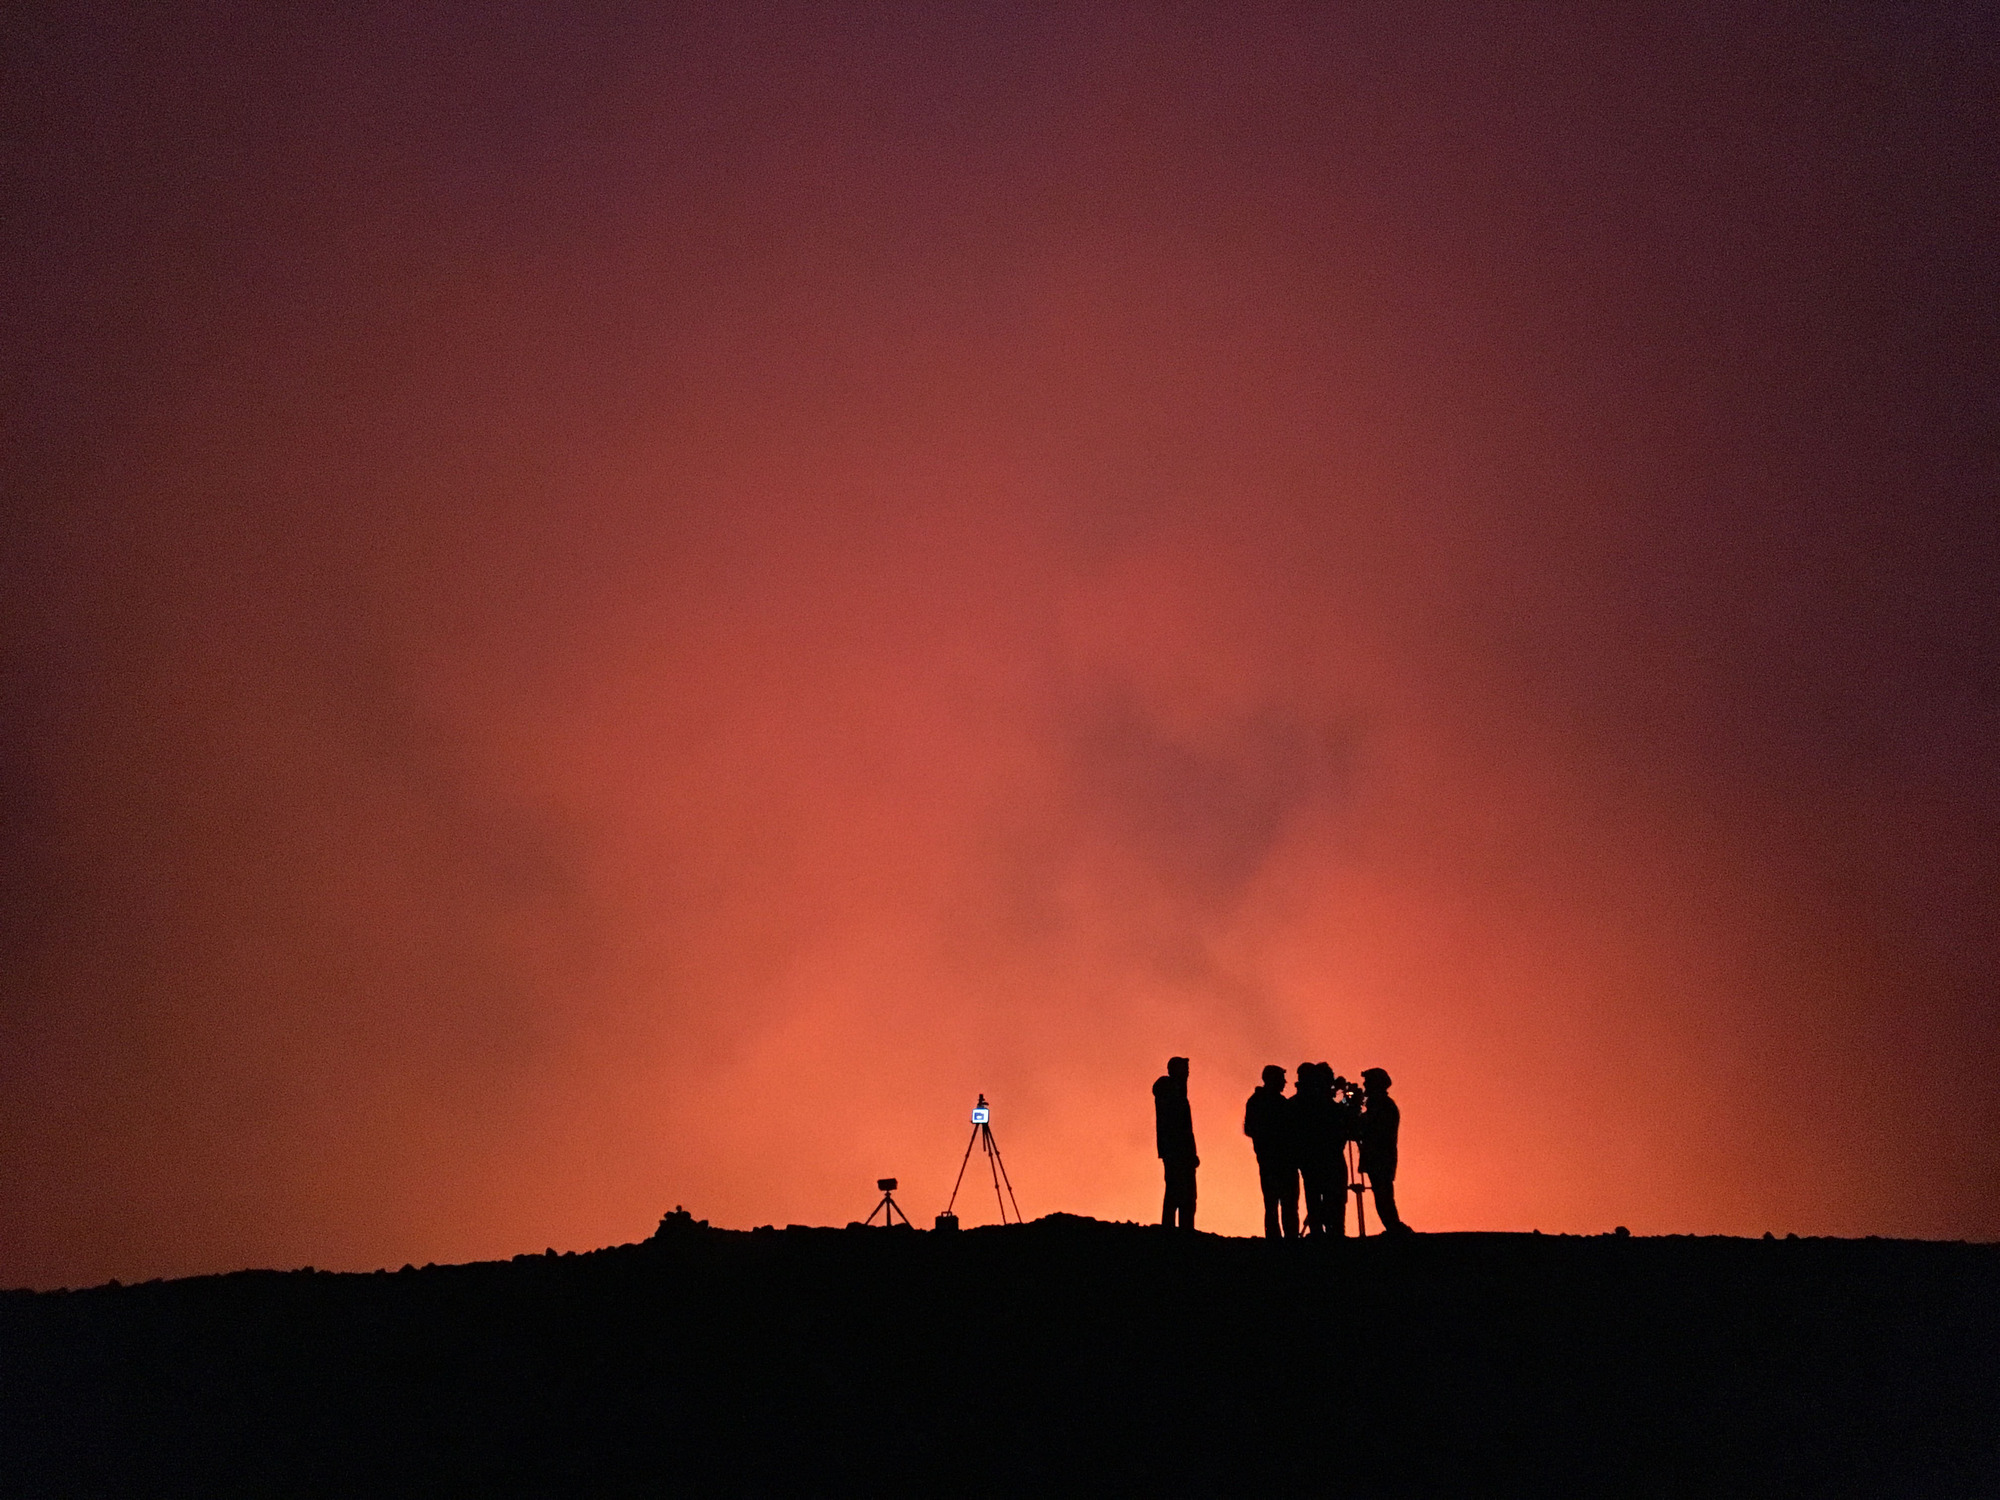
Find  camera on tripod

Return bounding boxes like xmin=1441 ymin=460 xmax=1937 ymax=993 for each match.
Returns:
xmin=940 ymin=1093 xmax=1020 ymax=1227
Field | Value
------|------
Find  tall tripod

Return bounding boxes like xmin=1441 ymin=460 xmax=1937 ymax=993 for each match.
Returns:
xmin=1346 ymin=1137 xmax=1370 ymax=1237
xmin=945 ymin=1095 xmax=1022 ymax=1225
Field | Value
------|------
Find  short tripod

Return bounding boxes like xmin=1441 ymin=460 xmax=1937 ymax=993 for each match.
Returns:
xmin=864 ymin=1177 xmax=911 ymax=1227
xmin=945 ymin=1095 xmax=1022 ymax=1225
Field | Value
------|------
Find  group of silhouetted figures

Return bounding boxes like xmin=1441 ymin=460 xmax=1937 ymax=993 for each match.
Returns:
xmin=1151 ymin=1057 xmax=1411 ymax=1238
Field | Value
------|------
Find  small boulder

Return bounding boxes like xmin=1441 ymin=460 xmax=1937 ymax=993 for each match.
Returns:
xmin=654 ymin=1205 xmax=710 ymax=1239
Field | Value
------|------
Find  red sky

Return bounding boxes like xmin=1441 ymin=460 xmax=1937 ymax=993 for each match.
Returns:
xmin=4 ymin=4 xmax=1996 ymax=1286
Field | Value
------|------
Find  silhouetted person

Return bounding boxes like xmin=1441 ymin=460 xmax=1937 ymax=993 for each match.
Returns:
xmin=1359 ymin=1067 xmax=1411 ymax=1235
xmin=1290 ymin=1062 xmax=1349 ymax=1237
xmin=1153 ymin=1056 xmax=1198 ymax=1230
xmin=1243 ymin=1065 xmax=1298 ymax=1239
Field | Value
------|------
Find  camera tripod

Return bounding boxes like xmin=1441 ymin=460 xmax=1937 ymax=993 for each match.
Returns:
xmin=864 ymin=1177 xmax=911 ymax=1228
xmin=945 ymin=1094 xmax=1022 ymax=1225
xmin=1346 ymin=1138 xmax=1371 ymax=1237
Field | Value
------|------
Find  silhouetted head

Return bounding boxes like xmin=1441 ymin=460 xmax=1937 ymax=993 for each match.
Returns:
xmin=1362 ymin=1067 xmax=1392 ymax=1092
xmin=1167 ymin=1056 xmax=1189 ymax=1081
xmin=1262 ymin=1064 xmax=1287 ymax=1088
xmin=1296 ymin=1063 xmax=1314 ymax=1089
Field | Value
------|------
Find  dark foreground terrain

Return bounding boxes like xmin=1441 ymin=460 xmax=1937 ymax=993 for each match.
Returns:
xmin=4 ymin=1216 xmax=1997 ymax=1497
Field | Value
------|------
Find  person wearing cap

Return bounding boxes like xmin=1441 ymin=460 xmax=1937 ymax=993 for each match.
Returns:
xmin=1243 ymin=1065 xmax=1299 ymax=1239
xmin=1153 ymin=1056 xmax=1199 ymax=1230
xmin=1359 ymin=1068 xmax=1411 ymax=1235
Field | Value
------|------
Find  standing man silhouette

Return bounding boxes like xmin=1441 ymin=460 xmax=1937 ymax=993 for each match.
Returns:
xmin=1359 ymin=1068 xmax=1411 ymax=1235
xmin=1153 ymin=1056 xmax=1198 ymax=1231
xmin=1291 ymin=1063 xmax=1347 ymax=1237
xmin=1244 ymin=1065 xmax=1299 ymax=1239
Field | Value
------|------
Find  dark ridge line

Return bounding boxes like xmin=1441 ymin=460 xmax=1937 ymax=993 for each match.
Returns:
xmin=9 ymin=1212 xmax=1995 ymax=1296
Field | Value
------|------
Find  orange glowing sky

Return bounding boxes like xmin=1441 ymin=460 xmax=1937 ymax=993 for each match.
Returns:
xmin=4 ymin=5 xmax=1996 ymax=1286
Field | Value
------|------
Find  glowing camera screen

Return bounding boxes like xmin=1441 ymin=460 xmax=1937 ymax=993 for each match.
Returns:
xmin=971 ymin=1105 xmax=990 ymax=1124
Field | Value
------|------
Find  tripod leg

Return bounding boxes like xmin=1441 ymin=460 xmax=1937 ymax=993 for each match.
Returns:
xmin=985 ymin=1126 xmax=1023 ymax=1224
xmin=945 ymin=1124 xmax=981 ymax=1216
xmin=1349 ymin=1142 xmax=1366 ymax=1237
xmin=983 ymin=1125 xmax=1010 ymax=1223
